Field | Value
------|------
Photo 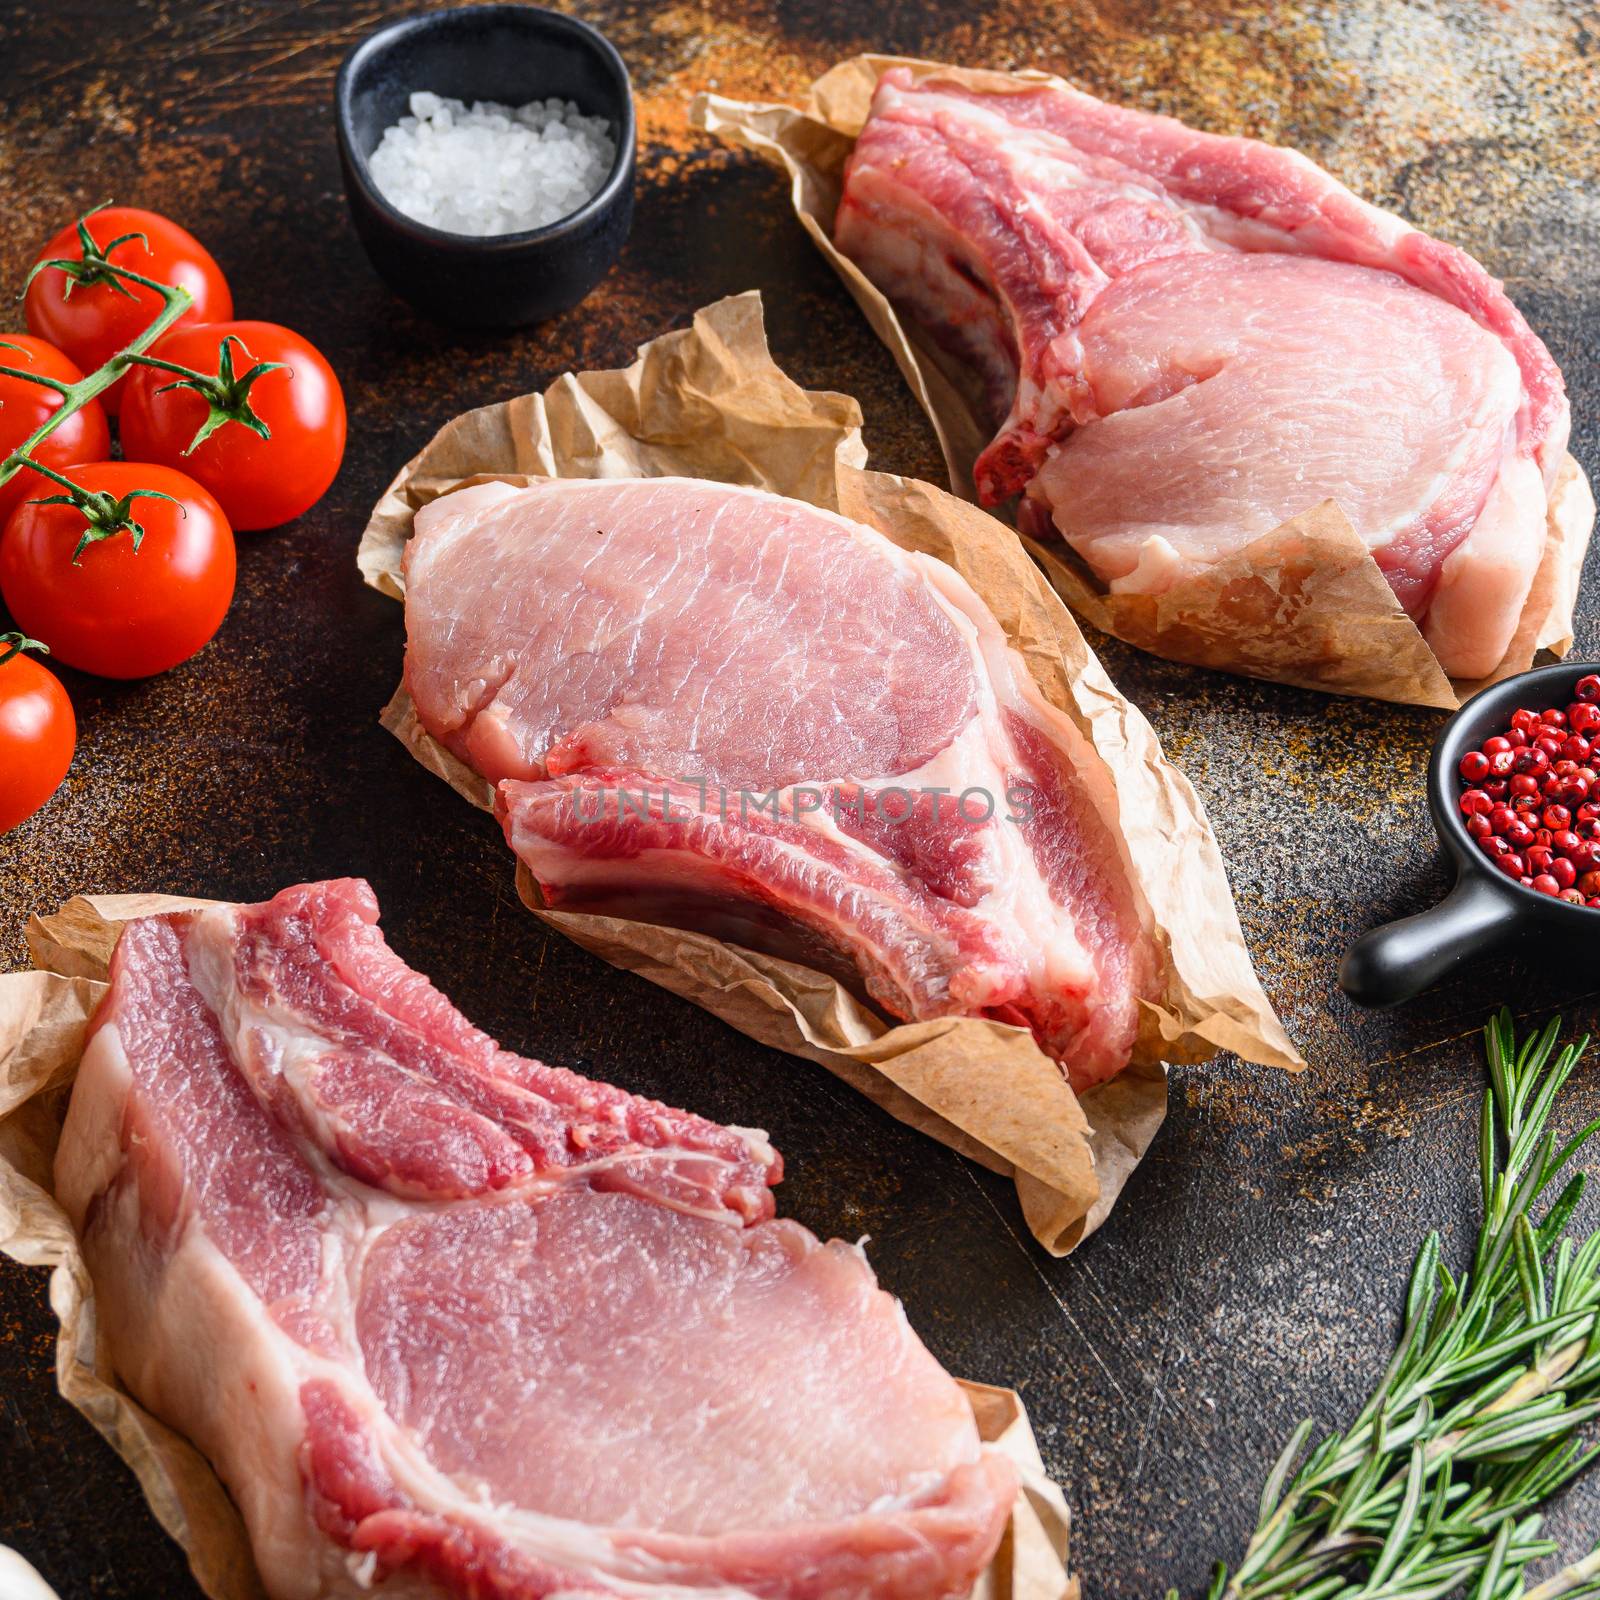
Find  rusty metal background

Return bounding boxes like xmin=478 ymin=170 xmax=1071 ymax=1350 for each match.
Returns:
xmin=1 ymin=1 xmax=1598 ymax=1594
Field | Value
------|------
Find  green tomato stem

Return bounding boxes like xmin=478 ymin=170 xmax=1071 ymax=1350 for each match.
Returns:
xmin=125 ymin=333 xmax=286 ymax=451
xmin=21 ymin=459 xmax=85 ymax=495
xmin=0 ymin=339 xmax=74 ymax=397
xmin=123 ymin=351 xmax=209 ymax=380
xmin=0 ymin=252 xmax=193 ymax=493
xmin=0 ymin=631 xmax=49 ymax=667
xmin=17 ymin=455 xmax=185 ymax=560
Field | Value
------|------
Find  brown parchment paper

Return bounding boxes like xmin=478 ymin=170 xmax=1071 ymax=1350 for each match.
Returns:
xmin=0 ymin=894 xmax=1076 ymax=1600
xmin=691 ymin=58 xmax=1597 ymax=711
xmin=357 ymin=291 xmax=1299 ymax=1257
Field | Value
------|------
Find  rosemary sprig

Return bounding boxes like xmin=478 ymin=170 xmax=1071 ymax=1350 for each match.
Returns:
xmin=1196 ymin=1012 xmax=1600 ymax=1600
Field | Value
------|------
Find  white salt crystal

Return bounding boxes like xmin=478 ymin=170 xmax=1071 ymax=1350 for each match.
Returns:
xmin=367 ymin=91 xmax=617 ymax=237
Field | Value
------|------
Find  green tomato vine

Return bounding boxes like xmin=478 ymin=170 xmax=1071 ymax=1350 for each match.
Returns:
xmin=1 ymin=204 xmax=277 ymax=554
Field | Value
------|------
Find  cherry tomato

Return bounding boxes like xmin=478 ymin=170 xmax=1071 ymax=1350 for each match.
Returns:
xmin=24 ymin=208 xmax=233 ymax=415
xmin=0 ymin=638 xmax=75 ymax=832
xmin=0 ymin=463 xmax=236 ymax=679
xmin=0 ymin=334 xmax=111 ymax=524
xmin=120 ymin=320 xmax=346 ymax=530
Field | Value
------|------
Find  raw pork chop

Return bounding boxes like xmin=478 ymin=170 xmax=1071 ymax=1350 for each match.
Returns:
xmin=54 ymin=880 xmax=1015 ymax=1600
xmin=834 ymin=69 xmax=1573 ymax=679
xmin=403 ymin=476 xmax=1159 ymax=1090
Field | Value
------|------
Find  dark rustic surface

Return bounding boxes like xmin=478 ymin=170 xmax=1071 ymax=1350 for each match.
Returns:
xmin=2 ymin=1 xmax=1598 ymax=1594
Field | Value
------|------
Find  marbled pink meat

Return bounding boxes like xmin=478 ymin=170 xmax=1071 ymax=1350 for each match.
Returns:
xmin=405 ymin=480 xmax=975 ymax=791
xmin=404 ymin=476 xmax=1159 ymax=1090
xmin=835 ymin=69 xmax=1572 ymax=679
xmin=54 ymin=880 xmax=1015 ymax=1600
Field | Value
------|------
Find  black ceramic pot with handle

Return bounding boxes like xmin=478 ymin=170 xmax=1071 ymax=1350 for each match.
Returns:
xmin=1340 ymin=661 xmax=1600 ymax=1008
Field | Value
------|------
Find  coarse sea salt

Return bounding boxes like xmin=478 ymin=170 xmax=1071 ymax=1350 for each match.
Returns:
xmin=368 ymin=91 xmax=617 ymax=237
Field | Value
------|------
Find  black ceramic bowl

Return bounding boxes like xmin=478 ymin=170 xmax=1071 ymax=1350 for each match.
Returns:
xmin=335 ymin=4 xmax=635 ymax=327
xmin=1340 ymin=661 xmax=1600 ymax=1008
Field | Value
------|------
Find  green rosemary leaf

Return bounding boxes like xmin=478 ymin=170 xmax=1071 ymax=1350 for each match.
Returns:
xmin=1261 ymin=1419 xmax=1318 ymax=1522
xmin=1457 ymin=1398 xmax=1600 ymax=1460
xmin=1482 ymin=1090 xmax=1498 ymax=1218
xmin=1549 ymin=1234 xmax=1577 ymax=1308
xmin=1473 ymin=1523 xmax=1515 ymax=1600
xmin=1551 ymin=1122 xmax=1600 ymax=1191
xmin=1369 ymin=1447 xmax=1427 ymax=1587
xmin=1447 ymin=1312 xmax=1590 ymax=1383
xmin=1207 ymin=1015 xmax=1600 ymax=1600
xmin=1410 ymin=1236 xmax=1446 ymax=1323
xmin=1284 ymin=1578 xmax=1346 ymax=1600
xmin=1513 ymin=1216 xmax=1548 ymax=1321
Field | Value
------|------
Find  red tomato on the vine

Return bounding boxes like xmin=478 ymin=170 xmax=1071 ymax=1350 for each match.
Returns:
xmin=24 ymin=208 xmax=233 ymax=415
xmin=0 ymin=638 xmax=75 ymax=832
xmin=120 ymin=320 xmax=346 ymax=530
xmin=0 ymin=334 xmax=111 ymax=524
xmin=0 ymin=462 xmax=236 ymax=679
